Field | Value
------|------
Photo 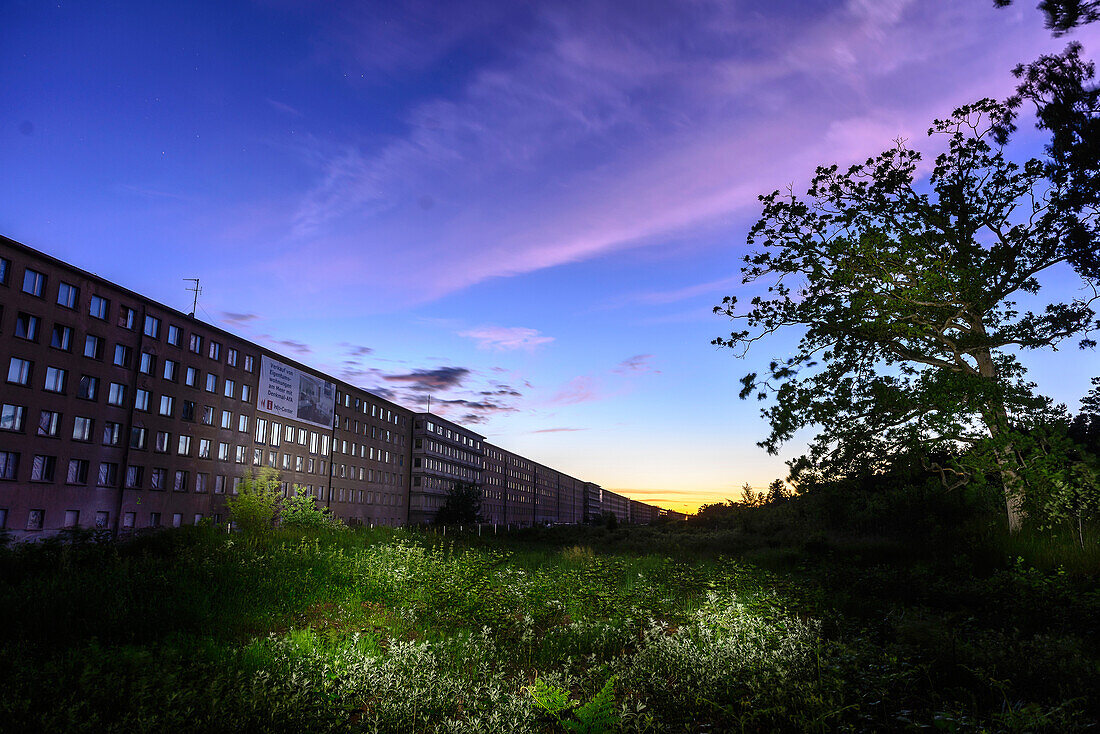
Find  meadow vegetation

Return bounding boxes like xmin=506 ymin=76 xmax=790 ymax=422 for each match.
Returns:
xmin=1 ymin=492 xmax=1097 ymax=733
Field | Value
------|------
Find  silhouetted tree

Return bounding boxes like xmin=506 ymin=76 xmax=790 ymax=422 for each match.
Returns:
xmin=434 ymin=482 xmax=483 ymax=525
xmin=714 ymin=99 xmax=1099 ymax=532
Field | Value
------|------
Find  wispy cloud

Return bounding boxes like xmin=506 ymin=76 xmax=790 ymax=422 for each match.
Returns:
xmin=613 ymin=354 xmax=658 ymax=375
xmin=260 ymin=0 xmax=1052 ymax=307
xmin=458 ymin=325 xmax=554 ymax=351
xmin=223 ymin=312 xmax=260 ymax=325
xmin=550 ymin=376 xmax=601 ymax=405
xmin=531 ymin=427 xmax=587 ymax=433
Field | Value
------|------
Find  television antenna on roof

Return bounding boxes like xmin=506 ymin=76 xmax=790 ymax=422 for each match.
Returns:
xmin=184 ymin=278 xmax=202 ymax=317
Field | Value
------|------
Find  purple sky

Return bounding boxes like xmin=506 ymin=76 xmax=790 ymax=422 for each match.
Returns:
xmin=4 ymin=1 xmax=1098 ymax=511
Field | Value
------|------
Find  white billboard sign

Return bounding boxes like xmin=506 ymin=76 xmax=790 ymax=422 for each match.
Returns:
xmin=256 ymin=355 xmax=336 ymax=430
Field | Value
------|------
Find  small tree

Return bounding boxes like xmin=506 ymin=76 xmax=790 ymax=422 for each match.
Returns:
xmin=765 ymin=479 xmax=791 ymax=505
xmin=435 ymin=482 xmax=483 ymax=525
xmin=225 ymin=468 xmax=281 ymax=538
xmin=740 ymin=482 xmax=764 ymax=507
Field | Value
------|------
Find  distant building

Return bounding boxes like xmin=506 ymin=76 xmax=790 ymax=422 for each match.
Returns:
xmin=0 ymin=235 xmax=668 ymax=536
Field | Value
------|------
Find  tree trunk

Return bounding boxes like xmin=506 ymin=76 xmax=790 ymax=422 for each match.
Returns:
xmin=974 ymin=347 xmax=1025 ymax=533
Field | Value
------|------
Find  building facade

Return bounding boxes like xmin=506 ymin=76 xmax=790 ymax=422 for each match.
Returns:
xmin=0 ymin=235 xmax=669 ymax=536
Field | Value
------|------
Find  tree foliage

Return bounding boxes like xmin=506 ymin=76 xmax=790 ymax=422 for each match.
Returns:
xmin=714 ymin=99 xmax=1099 ymax=530
xmin=434 ymin=481 xmax=483 ymax=525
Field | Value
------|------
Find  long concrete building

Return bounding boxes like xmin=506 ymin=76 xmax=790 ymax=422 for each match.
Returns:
xmin=0 ymin=236 xmax=667 ymax=537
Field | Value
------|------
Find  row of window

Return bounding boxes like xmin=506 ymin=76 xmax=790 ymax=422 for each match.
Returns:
xmin=1 ymin=258 xmax=254 ymax=371
xmin=0 ymin=508 xmax=220 ymax=532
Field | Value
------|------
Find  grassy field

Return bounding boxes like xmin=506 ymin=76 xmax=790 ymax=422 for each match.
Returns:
xmin=1 ymin=523 xmax=1097 ymax=732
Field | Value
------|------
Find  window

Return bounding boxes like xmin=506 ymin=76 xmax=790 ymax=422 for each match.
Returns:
xmin=118 ymin=305 xmax=136 ymax=330
xmin=135 ymin=389 xmax=150 ymax=411
xmin=205 ymin=373 xmax=217 ymax=392
xmin=107 ymin=382 xmax=126 ymax=406
xmin=66 ymin=459 xmax=89 ymax=485
xmin=235 ymin=445 xmax=246 ymax=464
xmin=177 ymin=435 xmax=192 ymax=456
xmin=43 ymin=366 xmax=67 ymax=393
xmin=57 ymin=281 xmax=78 ymax=309
xmin=15 ymin=312 xmax=39 ymax=341
xmin=154 ymin=431 xmax=170 ymax=453
xmin=189 ymin=333 xmax=203 ymax=353
xmin=150 ymin=469 xmax=166 ymax=491
xmin=149 ymin=512 xmax=161 ymax=527
xmin=255 ymin=418 xmax=267 ymax=443
xmin=22 ymin=268 xmax=46 ymax=297
xmin=95 ymin=511 xmax=109 ymax=529
xmin=232 ymin=477 xmax=242 ymax=494
xmin=181 ymin=400 xmax=195 ymax=421
xmin=113 ymin=344 xmax=132 ymax=368
xmin=158 ymin=395 xmax=174 ymax=417
xmin=1 ymin=404 xmax=26 ymax=432
xmin=241 ymin=384 xmax=252 ymax=402
xmin=218 ymin=442 xmax=229 ymax=461
xmin=281 ymin=453 xmax=290 ymax=470
xmin=220 ymin=410 xmax=232 ymax=429
xmin=270 ymin=423 xmax=281 ymax=446
xmin=84 ymin=334 xmax=104 ymax=359
xmin=244 ymin=355 xmax=254 ymax=372
xmin=139 ymin=352 xmax=154 ymax=375
xmin=0 ymin=452 xmax=18 ymax=480
xmin=173 ymin=470 xmax=188 ymax=492
xmin=224 ymin=379 xmax=235 ymax=398
xmin=50 ymin=324 xmax=73 ymax=351
xmin=309 ymin=432 xmax=319 ymax=454
xmin=185 ymin=366 xmax=198 ymax=386
xmin=172 ymin=513 xmax=183 ymax=528
xmin=102 ymin=421 xmax=121 ymax=446
xmin=253 ymin=448 xmax=262 ymax=466
xmin=130 ymin=427 xmax=147 ymax=450
xmin=163 ymin=359 xmax=178 ymax=381
xmin=195 ymin=474 xmax=208 ymax=493
xmin=89 ymin=295 xmax=108 ymax=320
xmin=167 ymin=324 xmax=182 ymax=346
xmin=214 ymin=475 xmax=226 ymax=494
xmin=143 ymin=315 xmax=160 ymax=339
xmin=297 ymin=428 xmax=307 ymax=445
xmin=7 ymin=357 xmax=31 ymax=385
xmin=285 ymin=425 xmax=294 ymax=442
xmin=208 ymin=341 xmax=221 ymax=360
xmin=0 ymin=257 xmax=8 ymax=285
xmin=201 ymin=406 xmax=214 ymax=425
xmin=198 ymin=438 xmax=211 ymax=459
xmin=227 ymin=348 xmax=238 ymax=367
xmin=97 ymin=463 xmax=119 ymax=487
xmin=295 ymin=455 xmax=303 ymax=472
xmin=77 ymin=375 xmax=98 ymax=400
xmin=30 ymin=455 xmax=55 ymax=482
xmin=38 ymin=410 xmax=60 ymax=437
xmin=125 ymin=466 xmax=143 ymax=488
xmin=26 ymin=510 xmax=44 ymax=530
xmin=238 ymin=414 xmax=248 ymax=433
xmin=72 ymin=416 xmax=93 ymax=441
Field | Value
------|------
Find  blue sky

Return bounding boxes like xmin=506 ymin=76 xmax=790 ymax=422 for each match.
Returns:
xmin=4 ymin=0 xmax=1098 ymax=511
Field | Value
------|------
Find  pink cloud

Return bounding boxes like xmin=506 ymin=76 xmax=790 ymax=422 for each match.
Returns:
xmin=246 ymin=2 xmax=1090 ymax=312
xmin=458 ymin=325 xmax=555 ymax=351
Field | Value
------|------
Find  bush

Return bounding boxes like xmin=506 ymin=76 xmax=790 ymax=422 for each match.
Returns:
xmin=281 ymin=493 xmax=343 ymax=530
xmin=226 ymin=468 xmax=281 ymax=538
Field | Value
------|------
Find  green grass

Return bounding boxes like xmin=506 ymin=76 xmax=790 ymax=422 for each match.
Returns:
xmin=0 ymin=524 xmax=1097 ymax=732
